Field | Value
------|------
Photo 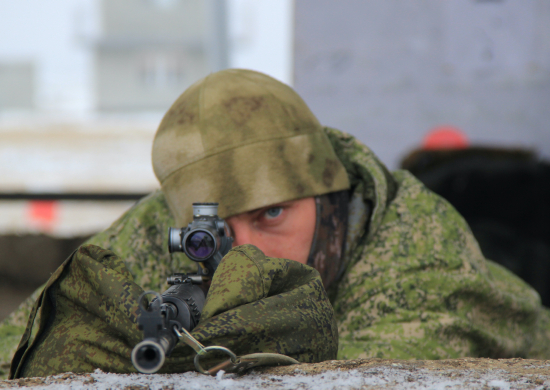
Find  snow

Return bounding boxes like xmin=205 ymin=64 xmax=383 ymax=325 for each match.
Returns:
xmin=3 ymin=365 xmax=548 ymax=390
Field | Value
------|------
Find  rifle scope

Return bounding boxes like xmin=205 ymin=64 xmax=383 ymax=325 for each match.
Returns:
xmin=168 ymin=203 xmax=233 ymax=276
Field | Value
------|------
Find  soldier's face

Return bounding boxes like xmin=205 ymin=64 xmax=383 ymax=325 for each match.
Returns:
xmin=225 ymin=197 xmax=317 ymax=264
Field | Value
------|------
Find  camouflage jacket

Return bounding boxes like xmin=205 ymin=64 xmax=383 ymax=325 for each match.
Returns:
xmin=2 ymin=128 xmax=550 ymax=378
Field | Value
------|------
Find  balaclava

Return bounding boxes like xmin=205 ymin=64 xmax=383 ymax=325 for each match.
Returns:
xmin=308 ymin=190 xmax=349 ymax=289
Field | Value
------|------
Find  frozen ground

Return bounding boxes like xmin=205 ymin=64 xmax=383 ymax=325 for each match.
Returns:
xmin=2 ymin=358 xmax=550 ymax=390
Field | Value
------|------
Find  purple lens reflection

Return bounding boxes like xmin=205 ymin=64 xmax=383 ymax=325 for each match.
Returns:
xmin=186 ymin=231 xmax=215 ymax=259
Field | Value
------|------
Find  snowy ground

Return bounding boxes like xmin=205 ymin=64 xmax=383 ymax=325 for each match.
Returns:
xmin=2 ymin=358 xmax=550 ymax=390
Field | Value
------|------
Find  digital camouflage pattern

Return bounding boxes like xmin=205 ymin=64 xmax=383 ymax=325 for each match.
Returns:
xmin=2 ymin=127 xmax=550 ymax=378
xmin=325 ymin=128 xmax=550 ymax=360
xmin=10 ymin=244 xmax=336 ymax=378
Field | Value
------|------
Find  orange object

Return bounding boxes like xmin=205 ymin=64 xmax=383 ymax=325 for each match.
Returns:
xmin=28 ymin=200 xmax=58 ymax=232
xmin=423 ymin=126 xmax=469 ymax=150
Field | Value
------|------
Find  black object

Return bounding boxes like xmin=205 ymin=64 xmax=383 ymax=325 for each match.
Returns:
xmin=131 ymin=202 xmax=233 ymax=374
xmin=402 ymin=147 xmax=550 ymax=306
xmin=132 ymin=278 xmax=205 ymax=374
xmin=168 ymin=202 xmax=233 ymax=277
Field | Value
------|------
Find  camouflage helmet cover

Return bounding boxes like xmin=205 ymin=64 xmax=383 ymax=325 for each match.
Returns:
xmin=152 ymin=69 xmax=350 ymax=226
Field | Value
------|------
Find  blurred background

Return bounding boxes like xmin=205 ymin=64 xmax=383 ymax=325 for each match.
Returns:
xmin=0 ymin=0 xmax=549 ymax=320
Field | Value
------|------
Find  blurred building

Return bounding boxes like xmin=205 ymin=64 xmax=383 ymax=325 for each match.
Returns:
xmin=95 ymin=0 xmax=208 ymax=111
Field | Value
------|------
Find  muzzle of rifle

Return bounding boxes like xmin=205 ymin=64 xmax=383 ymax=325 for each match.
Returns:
xmin=131 ymin=333 xmax=175 ymax=374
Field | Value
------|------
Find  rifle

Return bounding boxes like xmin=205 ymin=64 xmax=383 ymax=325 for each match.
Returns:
xmin=131 ymin=202 xmax=233 ymax=373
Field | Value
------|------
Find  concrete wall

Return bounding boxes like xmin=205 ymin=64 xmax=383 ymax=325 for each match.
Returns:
xmin=294 ymin=0 xmax=550 ymax=169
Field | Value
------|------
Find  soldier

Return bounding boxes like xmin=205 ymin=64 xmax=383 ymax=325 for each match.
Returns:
xmin=3 ymin=69 xmax=550 ymax=378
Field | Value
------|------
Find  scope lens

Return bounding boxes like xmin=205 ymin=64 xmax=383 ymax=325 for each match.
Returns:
xmin=186 ymin=231 xmax=215 ymax=259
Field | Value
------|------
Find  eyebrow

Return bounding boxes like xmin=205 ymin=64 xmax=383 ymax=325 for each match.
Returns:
xmin=248 ymin=202 xmax=292 ymax=215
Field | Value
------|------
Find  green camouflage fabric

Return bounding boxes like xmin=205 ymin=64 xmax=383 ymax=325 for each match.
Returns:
xmin=0 ymin=189 xmax=181 ymax=379
xmin=2 ymin=127 xmax=550 ymax=378
xmin=10 ymin=244 xmax=336 ymax=378
xmin=324 ymin=128 xmax=550 ymax=360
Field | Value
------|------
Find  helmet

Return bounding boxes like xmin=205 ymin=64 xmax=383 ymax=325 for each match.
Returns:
xmin=152 ymin=69 xmax=350 ymax=226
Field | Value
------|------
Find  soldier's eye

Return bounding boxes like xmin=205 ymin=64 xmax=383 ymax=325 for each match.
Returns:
xmin=265 ymin=207 xmax=283 ymax=219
